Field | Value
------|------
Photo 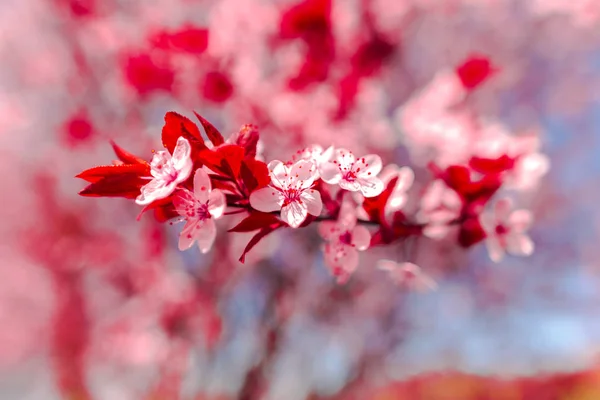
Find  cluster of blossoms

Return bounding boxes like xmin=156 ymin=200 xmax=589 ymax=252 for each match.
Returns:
xmin=77 ymin=105 xmax=544 ymax=288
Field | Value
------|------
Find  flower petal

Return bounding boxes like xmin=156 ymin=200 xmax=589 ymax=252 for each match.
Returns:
xmin=351 ymin=225 xmax=370 ymax=251
xmin=281 ymin=201 xmax=308 ymax=228
xmin=290 ymin=159 xmax=317 ymax=186
xmin=195 ymin=219 xmax=217 ymax=254
xmin=486 ymin=236 xmax=505 ymax=262
xmin=267 ymin=160 xmax=288 ymax=189
xmin=494 ymin=198 xmax=513 ymax=222
xmin=249 ymin=187 xmax=283 ymax=212
xmin=135 ymin=179 xmax=174 ymax=205
xmin=357 ymin=177 xmax=384 ymax=197
xmin=300 ymin=189 xmax=322 ymax=216
xmin=509 ymin=210 xmax=533 ymax=233
xmin=172 ymin=188 xmax=197 ymax=217
xmin=172 ymin=137 xmax=192 ymax=171
xmin=354 ymin=154 xmax=382 ymax=178
xmin=193 ymin=168 xmax=212 ymax=202
xmin=338 ymin=179 xmax=361 ymax=192
xmin=208 ymin=189 xmax=226 ymax=219
xmin=335 ymin=148 xmax=355 ymax=171
xmin=506 ymin=233 xmax=534 ymax=256
xmin=179 ymin=219 xmax=200 ymax=250
xmin=318 ymin=221 xmax=340 ymax=241
xmin=319 ymin=161 xmax=342 ymax=184
xmin=324 ymin=242 xmax=359 ymax=276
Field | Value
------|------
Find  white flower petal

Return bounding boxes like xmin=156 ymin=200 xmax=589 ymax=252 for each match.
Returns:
xmin=208 ymin=189 xmax=226 ymax=219
xmin=135 ymin=179 xmax=173 ymax=205
xmin=351 ymin=225 xmax=370 ymax=251
xmin=195 ymin=219 xmax=217 ymax=254
xmin=179 ymin=219 xmax=200 ymax=250
xmin=300 ymin=189 xmax=322 ymax=216
xmin=339 ymin=179 xmax=361 ymax=192
xmin=486 ymin=236 xmax=505 ymax=263
xmin=281 ymin=201 xmax=308 ymax=228
xmin=172 ymin=189 xmax=197 ymax=217
xmin=194 ymin=169 xmax=212 ymax=202
xmin=506 ymin=233 xmax=534 ymax=256
xmin=354 ymin=154 xmax=382 ymax=178
xmin=268 ymin=160 xmax=288 ymax=189
xmin=357 ymin=177 xmax=384 ymax=197
xmin=249 ymin=187 xmax=283 ymax=212
xmin=324 ymin=242 xmax=359 ymax=276
xmin=319 ymin=161 xmax=342 ymax=184
xmin=172 ymin=137 xmax=193 ymax=172
xmin=509 ymin=210 xmax=533 ymax=233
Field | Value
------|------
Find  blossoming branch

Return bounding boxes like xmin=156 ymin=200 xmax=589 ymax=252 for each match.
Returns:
xmin=76 ymin=109 xmax=544 ymax=287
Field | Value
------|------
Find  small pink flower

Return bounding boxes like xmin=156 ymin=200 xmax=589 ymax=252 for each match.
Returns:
xmin=290 ymin=145 xmax=335 ymax=176
xmin=319 ymin=201 xmax=371 ymax=282
xmin=319 ymin=149 xmax=384 ymax=197
xmin=480 ymin=198 xmax=534 ymax=262
xmin=173 ymin=169 xmax=226 ymax=253
xmin=136 ymin=137 xmax=193 ymax=205
xmin=378 ymin=260 xmax=438 ymax=292
xmin=417 ymin=180 xmax=462 ymax=239
xmin=249 ymin=159 xmax=323 ymax=228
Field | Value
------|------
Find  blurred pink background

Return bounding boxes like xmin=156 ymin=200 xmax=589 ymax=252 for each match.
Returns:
xmin=1 ymin=0 xmax=600 ymax=399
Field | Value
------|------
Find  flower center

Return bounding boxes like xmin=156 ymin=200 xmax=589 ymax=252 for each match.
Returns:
xmin=339 ymin=231 xmax=352 ymax=245
xmin=495 ymin=224 xmax=509 ymax=235
xmin=282 ymin=188 xmax=302 ymax=207
xmin=343 ymin=171 xmax=357 ymax=182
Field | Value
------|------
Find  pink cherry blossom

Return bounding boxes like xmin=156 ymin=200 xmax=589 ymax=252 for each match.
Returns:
xmin=319 ymin=149 xmax=384 ymax=197
xmin=136 ymin=137 xmax=193 ymax=206
xmin=249 ymin=159 xmax=323 ymax=228
xmin=172 ymin=169 xmax=226 ymax=253
xmin=290 ymin=144 xmax=335 ymax=176
xmin=480 ymin=198 xmax=535 ymax=263
xmin=417 ymin=180 xmax=463 ymax=240
xmin=318 ymin=201 xmax=371 ymax=283
xmin=378 ymin=260 xmax=438 ymax=292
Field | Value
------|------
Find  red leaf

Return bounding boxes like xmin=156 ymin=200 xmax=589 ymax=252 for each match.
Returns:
xmin=162 ymin=112 xmax=207 ymax=154
xmin=79 ymin=173 xmax=148 ymax=199
xmin=458 ymin=216 xmax=486 ymax=247
xmin=240 ymin=158 xmax=270 ymax=193
xmin=217 ymin=145 xmax=245 ymax=177
xmin=110 ymin=140 xmax=149 ymax=165
xmin=238 ymin=223 xmax=284 ymax=263
xmin=193 ymin=111 xmax=224 ymax=147
xmin=229 ymin=211 xmax=281 ymax=233
xmin=76 ymin=163 xmax=150 ymax=183
xmin=469 ymin=155 xmax=515 ymax=175
xmin=456 ymin=55 xmax=497 ymax=90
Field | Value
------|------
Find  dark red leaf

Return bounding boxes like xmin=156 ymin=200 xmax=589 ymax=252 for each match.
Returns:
xmin=458 ymin=217 xmax=486 ymax=247
xmin=238 ymin=223 xmax=284 ymax=263
xmin=217 ymin=145 xmax=245 ymax=178
xmin=110 ymin=140 xmax=149 ymax=165
xmin=78 ymin=173 xmax=148 ymax=199
xmin=162 ymin=112 xmax=208 ymax=154
xmin=240 ymin=159 xmax=270 ymax=193
xmin=193 ymin=111 xmax=225 ymax=147
xmin=469 ymin=155 xmax=515 ymax=175
xmin=76 ymin=163 xmax=150 ymax=183
xmin=228 ymin=211 xmax=281 ymax=233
